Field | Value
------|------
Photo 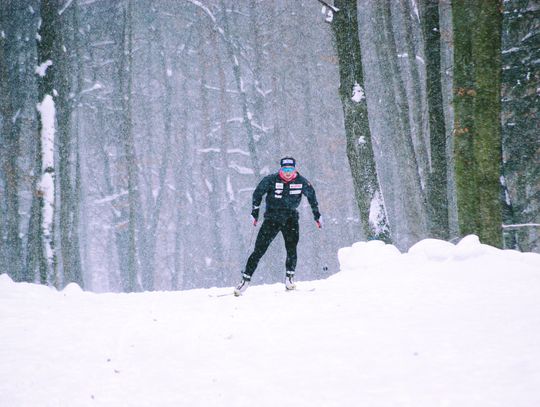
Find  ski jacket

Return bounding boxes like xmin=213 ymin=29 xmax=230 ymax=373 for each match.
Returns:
xmin=252 ymin=172 xmax=320 ymax=222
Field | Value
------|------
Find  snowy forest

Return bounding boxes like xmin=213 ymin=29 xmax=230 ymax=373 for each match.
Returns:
xmin=0 ymin=0 xmax=538 ymax=293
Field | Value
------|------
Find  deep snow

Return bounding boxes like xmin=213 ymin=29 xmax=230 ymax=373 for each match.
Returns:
xmin=1 ymin=235 xmax=540 ymax=406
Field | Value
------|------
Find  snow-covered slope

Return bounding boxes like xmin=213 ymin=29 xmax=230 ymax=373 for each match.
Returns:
xmin=1 ymin=235 xmax=540 ymax=407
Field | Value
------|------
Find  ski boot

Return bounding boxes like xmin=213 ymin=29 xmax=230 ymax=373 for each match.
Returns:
xmin=234 ymin=274 xmax=251 ymax=296
xmin=285 ymin=271 xmax=296 ymax=291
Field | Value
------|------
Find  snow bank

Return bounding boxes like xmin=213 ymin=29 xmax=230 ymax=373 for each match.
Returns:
xmin=338 ymin=239 xmax=400 ymax=271
xmin=1 ymin=236 xmax=540 ymax=407
xmin=339 ymin=234 xmax=540 ymax=269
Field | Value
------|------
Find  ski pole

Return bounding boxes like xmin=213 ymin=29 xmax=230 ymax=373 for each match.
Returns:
xmin=241 ymin=220 xmax=257 ymax=267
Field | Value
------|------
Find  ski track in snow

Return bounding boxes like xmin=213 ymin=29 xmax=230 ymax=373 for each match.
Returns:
xmin=1 ymin=236 xmax=540 ymax=407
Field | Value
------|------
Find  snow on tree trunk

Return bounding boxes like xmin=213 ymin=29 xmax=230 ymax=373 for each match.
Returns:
xmin=28 ymin=0 xmax=60 ymax=286
xmin=357 ymin=1 xmax=428 ymax=248
xmin=37 ymin=94 xmax=57 ymax=277
xmin=332 ymin=0 xmax=390 ymax=242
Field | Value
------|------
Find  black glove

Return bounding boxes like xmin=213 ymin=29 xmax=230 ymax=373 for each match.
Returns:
xmin=313 ymin=210 xmax=321 ymax=221
xmin=251 ymin=208 xmax=259 ymax=221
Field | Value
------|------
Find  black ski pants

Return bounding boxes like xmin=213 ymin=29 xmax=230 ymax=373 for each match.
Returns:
xmin=244 ymin=217 xmax=299 ymax=279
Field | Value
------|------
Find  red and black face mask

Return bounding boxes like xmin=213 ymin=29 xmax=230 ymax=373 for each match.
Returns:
xmin=279 ymin=166 xmax=297 ymax=181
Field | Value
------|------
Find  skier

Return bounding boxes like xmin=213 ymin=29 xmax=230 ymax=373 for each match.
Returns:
xmin=234 ymin=157 xmax=321 ymax=296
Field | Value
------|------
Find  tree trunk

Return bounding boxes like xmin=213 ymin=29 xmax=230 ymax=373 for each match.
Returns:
xmin=215 ymin=29 xmax=244 ymax=279
xmin=269 ymin=1 xmax=284 ymax=158
xmin=452 ymin=0 xmax=503 ymax=247
xmin=199 ymin=30 xmax=225 ymax=285
xmin=501 ymin=1 xmax=540 ymax=252
xmin=72 ymin=0 xmax=85 ymax=286
xmin=172 ymin=77 xmax=190 ymax=290
xmin=472 ymin=0 xmax=503 ymax=247
xmin=119 ymin=0 xmax=139 ymax=291
xmin=398 ymin=0 xmax=430 ymax=187
xmin=0 ymin=5 xmax=24 ymax=281
xmin=56 ymin=3 xmax=84 ymax=288
xmin=419 ymin=0 xmax=450 ymax=240
xmin=31 ymin=0 xmax=59 ymax=286
xmin=376 ymin=0 xmax=428 ymax=245
xmin=219 ymin=0 xmax=261 ymax=178
xmin=332 ymin=0 xmax=390 ymax=241
xmin=136 ymin=11 xmax=178 ymax=291
xmin=249 ymin=0 xmax=265 ymax=138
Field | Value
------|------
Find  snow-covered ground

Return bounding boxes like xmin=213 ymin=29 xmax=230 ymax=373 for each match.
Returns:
xmin=1 ymin=235 xmax=540 ymax=407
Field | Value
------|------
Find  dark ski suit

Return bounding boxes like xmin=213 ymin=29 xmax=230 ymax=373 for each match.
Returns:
xmin=243 ymin=172 xmax=320 ymax=280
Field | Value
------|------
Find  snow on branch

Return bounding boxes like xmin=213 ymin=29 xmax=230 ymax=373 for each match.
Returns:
xmin=182 ymin=0 xmax=243 ymax=66
xmin=94 ymin=190 xmax=128 ymax=205
xmin=229 ymin=162 xmax=254 ymax=175
xmin=183 ymin=0 xmax=225 ymax=38
xmin=227 ymin=148 xmax=250 ymax=156
xmin=502 ymin=223 xmax=540 ymax=229
xmin=315 ymin=0 xmax=339 ymax=13
xmin=81 ymin=83 xmax=103 ymax=94
xmin=198 ymin=147 xmax=221 ymax=154
xmin=198 ymin=147 xmax=251 ymax=157
xmin=58 ymin=0 xmax=74 ymax=16
xmin=204 ymin=84 xmax=238 ymax=94
xmin=316 ymin=0 xmax=339 ymax=22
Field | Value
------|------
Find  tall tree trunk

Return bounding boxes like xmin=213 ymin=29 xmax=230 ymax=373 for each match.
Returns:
xmin=215 ymin=29 xmax=244 ymax=278
xmin=172 ymin=77 xmax=190 ymax=290
xmin=30 ymin=0 xmax=59 ymax=286
xmin=119 ymin=0 xmax=139 ymax=291
xmin=199 ymin=31 xmax=225 ymax=284
xmin=501 ymin=1 xmax=540 ymax=252
xmin=398 ymin=0 xmax=430 ymax=185
xmin=297 ymin=0 xmax=324 ymax=275
xmin=452 ymin=2 xmax=478 ymax=238
xmin=185 ymin=0 xmax=261 ymax=177
xmin=145 ymin=23 xmax=175 ymax=291
xmin=269 ymin=1 xmax=284 ymax=158
xmin=376 ymin=0 xmax=428 ymax=245
xmin=219 ymin=0 xmax=261 ymax=178
xmin=332 ymin=0 xmax=390 ymax=242
xmin=472 ymin=0 xmax=503 ymax=247
xmin=71 ymin=0 xmax=85 ymax=286
xmin=453 ymin=0 xmax=503 ymax=247
xmin=249 ymin=0 xmax=265 ymax=133
xmin=0 ymin=5 xmax=24 ymax=280
xmin=136 ymin=9 xmax=178 ymax=291
xmin=56 ymin=3 xmax=83 ymax=288
xmin=419 ymin=0 xmax=450 ymax=240
xmin=170 ymin=24 xmax=194 ymax=289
